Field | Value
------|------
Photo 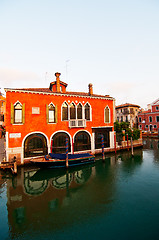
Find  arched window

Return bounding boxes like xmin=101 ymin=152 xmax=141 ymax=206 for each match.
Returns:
xmin=62 ymin=102 xmax=68 ymax=121
xmin=104 ymin=106 xmax=110 ymax=123
xmin=49 ymin=103 xmax=55 ymax=123
xmin=74 ymin=131 xmax=91 ymax=152
xmin=70 ymin=102 xmax=76 ymax=119
xmin=24 ymin=133 xmax=48 ymax=158
xmin=77 ymin=103 xmax=83 ymax=119
xmin=84 ymin=103 xmax=90 ymax=120
xmin=51 ymin=132 xmax=71 ymax=153
xmin=14 ymin=102 xmax=22 ymax=123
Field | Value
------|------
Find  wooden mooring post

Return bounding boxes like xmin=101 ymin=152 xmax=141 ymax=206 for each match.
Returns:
xmin=131 ymin=137 xmax=134 ymax=156
xmin=114 ymin=132 xmax=117 ymax=154
xmin=101 ymin=134 xmax=105 ymax=161
xmin=66 ymin=137 xmax=69 ymax=168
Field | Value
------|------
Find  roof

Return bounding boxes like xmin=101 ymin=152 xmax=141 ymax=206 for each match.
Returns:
xmin=116 ymin=103 xmax=140 ymax=109
xmin=50 ymin=80 xmax=68 ymax=87
xmin=151 ymin=98 xmax=159 ymax=105
xmin=4 ymin=87 xmax=114 ymax=100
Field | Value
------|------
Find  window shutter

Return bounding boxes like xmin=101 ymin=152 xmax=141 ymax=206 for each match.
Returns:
xmin=55 ymin=105 xmax=58 ymax=123
xmin=46 ymin=104 xmax=49 ymax=123
xmin=11 ymin=103 xmax=14 ymax=124
xmin=22 ymin=103 xmax=25 ymax=124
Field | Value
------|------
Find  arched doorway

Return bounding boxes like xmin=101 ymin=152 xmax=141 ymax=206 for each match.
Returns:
xmin=74 ymin=131 xmax=91 ymax=152
xmin=51 ymin=132 xmax=71 ymax=153
xmin=24 ymin=133 xmax=48 ymax=158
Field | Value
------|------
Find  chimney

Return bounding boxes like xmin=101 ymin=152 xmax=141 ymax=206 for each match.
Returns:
xmin=88 ymin=83 xmax=93 ymax=95
xmin=55 ymin=72 xmax=61 ymax=92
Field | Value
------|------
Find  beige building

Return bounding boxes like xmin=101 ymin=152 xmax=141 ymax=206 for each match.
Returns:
xmin=115 ymin=103 xmax=140 ymax=128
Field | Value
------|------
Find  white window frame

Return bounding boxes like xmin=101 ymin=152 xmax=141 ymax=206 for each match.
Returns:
xmin=104 ymin=105 xmax=110 ymax=123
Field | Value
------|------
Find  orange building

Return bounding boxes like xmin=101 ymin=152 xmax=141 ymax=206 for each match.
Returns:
xmin=5 ymin=72 xmax=115 ymax=164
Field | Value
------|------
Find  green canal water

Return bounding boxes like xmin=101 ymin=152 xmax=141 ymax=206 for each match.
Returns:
xmin=0 ymin=139 xmax=159 ymax=240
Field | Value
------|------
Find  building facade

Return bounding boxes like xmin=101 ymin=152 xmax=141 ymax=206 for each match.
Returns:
xmin=115 ymin=103 xmax=140 ymax=128
xmin=0 ymin=92 xmax=6 ymax=127
xmin=138 ymin=99 xmax=159 ymax=133
xmin=5 ymin=73 xmax=115 ymax=164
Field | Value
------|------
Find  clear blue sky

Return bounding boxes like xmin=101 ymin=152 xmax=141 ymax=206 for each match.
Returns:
xmin=0 ymin=0 xmax=159 ymax=108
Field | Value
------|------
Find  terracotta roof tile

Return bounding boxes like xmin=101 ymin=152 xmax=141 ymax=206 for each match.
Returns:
xmin=6 ymin=87 xmax=113 ymax=99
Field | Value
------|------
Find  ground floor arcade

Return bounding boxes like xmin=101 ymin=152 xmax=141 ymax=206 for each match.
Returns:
xmin=6 ymin=127 xmax=115 ymax=164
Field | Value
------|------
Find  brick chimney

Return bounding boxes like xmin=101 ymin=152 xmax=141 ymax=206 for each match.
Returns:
xmin=55 ymin=72 xmax=61 ymax=92
xmin=88 ymin=83 xmax=93 ymax=95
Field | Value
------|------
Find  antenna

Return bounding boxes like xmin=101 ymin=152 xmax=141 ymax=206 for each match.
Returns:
xmin=66 ymin=59 xmax=70 ymax=82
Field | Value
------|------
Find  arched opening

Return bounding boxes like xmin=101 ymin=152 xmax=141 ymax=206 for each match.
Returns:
xmin=74 ymin=131 xmax=91 ymax=152
xmin=84 ymin=103 xmax=90 ymax=120
xmin=62 ymin=102 xmax=68 ymax=120
xmin=24 ymin=133 xmax=48 ymax=158
xmin=70 ymin=102 xmax=76 ymax=119
xmin=51 ymin=132 xmax=71 ymax=153
xmin=77 ymin=103 xmax=83 ymax=119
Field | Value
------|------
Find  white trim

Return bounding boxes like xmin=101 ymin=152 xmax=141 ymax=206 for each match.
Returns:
xmin=14 ymin=100 xmax=22 ymax=107
xmin=4 ymin=88 xmax=114 ymax=101
xmin=61 ymin=101 xmax=69 ymax=121
xmin=22 ymin=132 xmax=49 ymax=164
xmin=84 ymin=102 xmax=92 ymax=121
xmin=104 ymin=105 xmax=111 ymax=123
xmin=50 ymin=130 xmax=72 ymax=153
xmin=77 ymin=102 xmax=83 ymax=119
xmin=73 ymin=130 xmax=92 ymax=152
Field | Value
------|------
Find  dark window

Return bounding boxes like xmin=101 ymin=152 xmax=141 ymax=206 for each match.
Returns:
xmin=121 ymin=116 xmax=123 ymax=122
xmin=139 ymin=117 xmax=141 ymax=122
xmin=146 ymin=125 xmax=148 ymax=128
xmin=156 ymin=116 xmax=159 ymax=122
xmin=24 ymin=133 xmax=48 ymax=158
xmin=156 ymin=106 xmax=159 ymax=110
xmin=95 ymin=131 xmax=110 ymax=149
xmin=149 ymin=116 xmax=152 ymax=122
xmin=105 ymin=106 xmax=110 ymax=123
xmin=70 ymin=103 xmax=76 ymax=119
xmin=85 ymin=103 xmax=90 ymax=120
xmin=62 ymin=102 xmax=68 ymax=120
xmin=126 ymin=116 xmax=128 ymax=122
xmin=74 ymin=131 xmax=91 ymax=151
xmin=49 ymin=104 xmax=55 ymax=123
xmin=52 ymin=132 xmax=71 ymax=153
xmin=77 ymin=103 xmax=82 ymax=119
xmin=154 ymin=125 xmax=157 ymax=128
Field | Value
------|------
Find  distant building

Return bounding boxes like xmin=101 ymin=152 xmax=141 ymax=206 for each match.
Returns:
xmin=115 ymin=103 xmax=140 ymax=128
xmin=138 ymin=99 xmax=159 ymax=133
xmin=0 ymin=92 xmax=6 ymax=127
xmin=5 ymin=72 xmax=115 ymax=163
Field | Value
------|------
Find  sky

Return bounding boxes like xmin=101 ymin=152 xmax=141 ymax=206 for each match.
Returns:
xmin=0 ymin=0 xmax=159 ymax=108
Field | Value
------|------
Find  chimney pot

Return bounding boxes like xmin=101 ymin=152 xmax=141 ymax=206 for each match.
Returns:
xmin=88 ymin=83 xmax=93 ymax=95
xmin=55 ymin=72 xmax=61 ymax=92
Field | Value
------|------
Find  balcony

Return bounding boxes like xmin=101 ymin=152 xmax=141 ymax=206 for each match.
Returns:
xmin=69 ymin=119 xmax=86 ymax=128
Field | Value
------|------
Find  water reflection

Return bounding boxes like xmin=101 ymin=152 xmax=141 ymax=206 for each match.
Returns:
xmin=1 ymin=149 xmax=144 ymax=239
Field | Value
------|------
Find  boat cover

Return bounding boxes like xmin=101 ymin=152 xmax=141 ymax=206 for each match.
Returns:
xmin=47 ymin=153 xmax=93 ymax=160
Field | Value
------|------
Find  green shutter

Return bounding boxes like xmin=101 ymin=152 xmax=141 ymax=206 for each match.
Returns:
xmin=22 ymin=103 xmax=25 ymax=124
xmin=46 ymin=104 xmax=49 ymax=123
xmin=11 ymin=103 xmax=14 ymax=124
xmin=55 ymin=105 xmax=58 ymax=123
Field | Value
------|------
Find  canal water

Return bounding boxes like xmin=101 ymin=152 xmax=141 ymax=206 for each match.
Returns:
xmin=0 ymin=139 xmax=159 ymax=240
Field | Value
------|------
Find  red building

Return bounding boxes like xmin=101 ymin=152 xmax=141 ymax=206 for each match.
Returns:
xmin=5 ymin=72 xmax=115 ymax=164
xmin=138 ymin=99 xmax=159 ymax=133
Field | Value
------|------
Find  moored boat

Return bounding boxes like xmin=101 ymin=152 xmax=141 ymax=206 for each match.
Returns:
xmin=30 ymin=152 xmax=95 ymax=168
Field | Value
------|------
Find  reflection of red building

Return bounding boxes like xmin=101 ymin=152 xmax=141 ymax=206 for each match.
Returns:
xmin=138 ymin=99 xmax=159 ymax=133
xmin=5 ymin=72 xmax=115 ymax=163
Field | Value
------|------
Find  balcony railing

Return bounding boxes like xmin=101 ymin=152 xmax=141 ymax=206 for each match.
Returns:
xmin=69 ymin=119 xmax=86 ymax=128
